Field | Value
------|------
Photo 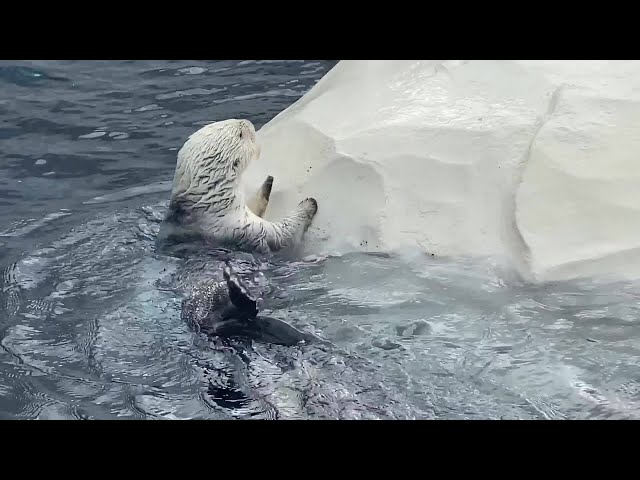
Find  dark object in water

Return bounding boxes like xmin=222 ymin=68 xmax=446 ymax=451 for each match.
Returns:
xmin=181 ymin=263 xmax=326 ymax=347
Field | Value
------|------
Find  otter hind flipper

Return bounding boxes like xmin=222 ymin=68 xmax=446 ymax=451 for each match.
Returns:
xmin=223 ymin=265 xmax=258 ymax=320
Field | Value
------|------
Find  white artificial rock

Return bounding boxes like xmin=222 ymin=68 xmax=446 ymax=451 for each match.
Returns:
xmin=241 ymin=60 xmax=640 ymax=282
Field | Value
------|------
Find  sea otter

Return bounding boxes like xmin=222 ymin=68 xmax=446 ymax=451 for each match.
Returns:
xmin=160 ymin=118 xmax=317 ymax=254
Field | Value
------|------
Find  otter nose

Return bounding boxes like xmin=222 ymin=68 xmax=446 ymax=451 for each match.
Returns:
xmin=240 ymin=120 xmax=256 ymax=140
xmin=241 ymin=119 xmax=255 ymax=133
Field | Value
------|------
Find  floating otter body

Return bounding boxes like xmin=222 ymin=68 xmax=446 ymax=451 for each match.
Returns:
xmin=161 ymin=119 xmax=317 ymax=254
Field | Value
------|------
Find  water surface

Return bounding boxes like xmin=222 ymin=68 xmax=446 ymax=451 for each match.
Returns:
xmin=1 ymin=60 xmax=639 ymax=419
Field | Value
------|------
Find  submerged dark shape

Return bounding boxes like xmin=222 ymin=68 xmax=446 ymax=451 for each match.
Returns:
xmin=181 ymin=262 xmax=324 ymax=347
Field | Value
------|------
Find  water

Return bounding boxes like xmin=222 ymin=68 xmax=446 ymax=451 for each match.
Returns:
xmin=1 ymin=60 xmax=639 ymax=419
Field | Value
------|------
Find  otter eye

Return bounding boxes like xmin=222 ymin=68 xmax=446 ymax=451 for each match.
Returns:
xmin=233 ymin=159 xmax=240 ymax=168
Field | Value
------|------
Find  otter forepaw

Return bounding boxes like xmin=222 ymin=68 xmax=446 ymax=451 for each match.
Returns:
xmin=298 ymin=197 xmax=318 ymax=219
xmin=262 ymin=175 xmax=274 ymax=201
xmin=248 ymin=176 xmax=275 ymax=218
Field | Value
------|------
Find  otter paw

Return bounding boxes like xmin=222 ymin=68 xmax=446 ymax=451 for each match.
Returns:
xmin=262 ymin=176 xmax=274 ymax=200
xmin=298 ymin=197 xmax=318 ymax=218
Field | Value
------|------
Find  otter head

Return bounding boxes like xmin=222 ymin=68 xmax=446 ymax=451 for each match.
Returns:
xmin=171 ymin=119 xmax=261 ymax=204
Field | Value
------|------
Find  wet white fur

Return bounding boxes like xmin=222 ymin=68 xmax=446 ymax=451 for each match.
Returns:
xmin=169 ymin=119 xmax=317 ymax=253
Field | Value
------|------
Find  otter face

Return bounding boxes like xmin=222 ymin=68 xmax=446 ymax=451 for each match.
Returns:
xmin=177 ymin=119 xmax=261 ymax=182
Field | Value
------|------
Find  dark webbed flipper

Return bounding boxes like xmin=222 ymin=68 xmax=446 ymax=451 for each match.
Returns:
xmin=184 ymin=264 xmax=330 ymax=347
xmin=251 ymin=316 xmax=324 ymax=346
xmin=223 ymin=265 xmax=258 ymax=320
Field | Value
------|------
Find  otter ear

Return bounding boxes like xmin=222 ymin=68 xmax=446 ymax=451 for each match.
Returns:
xmin=233 ymin=159 xmax=240 ymax=170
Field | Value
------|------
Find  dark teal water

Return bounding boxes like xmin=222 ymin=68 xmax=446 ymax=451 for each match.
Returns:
xmin=1 ymin=60 xmax=639 ymax=419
